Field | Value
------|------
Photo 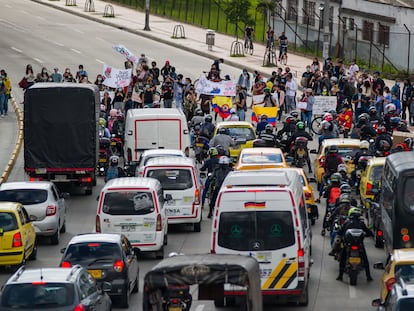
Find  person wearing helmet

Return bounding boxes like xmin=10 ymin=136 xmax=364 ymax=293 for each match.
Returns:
xmin=352 ymin=113 xmax=377 ymax=141
xmin=257 ymin=124 xmax=279 ymax=148
xmin=200 ymin=147 xmax=220 ymax=209
xmin=199 ymin=115 xmax=216 ymax=139
xmin=190 ymin=108 xmax=205 ymax=129
xmin=209 ymin=127 xmax=236 ymax=157
xmin=317 ymin=115 xmax=338 ymax=149
xmin=256 ymin=114 xmax=269 ymax=134
xmin=368 ymin=106 xmax=380 ymax=123
xmin=324 ymin=145 xmax=343 ymax=176
xmin=336 ymin=207 xmax=373 ymax=281
xmin=98 ymin=118 xmax=111 ymax=138
xmin=276 ymin=113 xmax=298 ymax=141
xmin=321 ymin=172 xmax=342 ymax=236
xmin=209 ymin=156 xmax=232 ymax=218
xmin=105 ymin=155 xmax=126 ymax=182
xmin=350 ymin=140 xmax=374 ymax=187
xmin=286 ymin=121 xmax=313 ymax=171
xmin=337 ymin=163 xmax=351 ymax=185
xmin=328 ymin=195 xmax=353 ymax=256
xmin=338 ymin=101 xmax=353 ymax=138
xmin=225 ymin=108 xmax=240 ymax=121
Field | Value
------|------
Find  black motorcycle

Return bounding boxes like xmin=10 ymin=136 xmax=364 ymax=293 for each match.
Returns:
xmin=344 ymin=228 xmax=366 ymax=286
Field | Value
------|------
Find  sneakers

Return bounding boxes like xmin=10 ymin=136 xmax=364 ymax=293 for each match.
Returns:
xmin=336 ymin=275 xmax=343 ymax=281
xmin=328 ymin=250 xmax=335 ymax=256
xmin=207 ymin=213 xmax=212 ymax=219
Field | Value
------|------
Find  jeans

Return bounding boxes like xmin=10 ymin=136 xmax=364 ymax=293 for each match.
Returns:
xmin=175 ymin=94 xmax=183 ymax=111
xmin=237 ymin=109 xmax=245 ymax=121
xmin=285 ymin=95 xmax=296 ymax=113
xmin=164 ymin=98 xmax=173 ymax=108
xmin=301 ymin=110 xmax=313 ymax=130
xmin=0 ymin=94 xmax=5 ymax=115
xmin=3 ymin=94 xmax=8 ymax=115
xmin=279 ymin=45 xmax=287 ymax=59
xmin=201 ymin=177 xmax=211 ymax=207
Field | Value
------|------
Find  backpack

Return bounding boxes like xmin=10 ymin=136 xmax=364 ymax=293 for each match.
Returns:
xmin=214 ymin=167 xmax=230 ymax=189
xmin=328 ymin=187 xmax=341 ymax=204
xmin=325 ymin=155 xmax=339 ymax=173
xmin=106 ymin=166 xmax=119 ymax=182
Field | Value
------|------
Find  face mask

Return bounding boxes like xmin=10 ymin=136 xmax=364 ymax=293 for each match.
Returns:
xmin=323 ymin=88 xmax=327 ymax=92
xmin=42 ymin=70 xmax=47 ymax=74
xmin=306 ymin=68 xmax=310 ymax=72
xmin=66 ymin=70 xmax=70 ymax=73
xmin=396 ymin=83 xmax=400 ymax=87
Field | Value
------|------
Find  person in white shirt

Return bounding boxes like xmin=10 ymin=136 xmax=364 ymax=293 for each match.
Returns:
xmin=226 ymin=108 xmax=240 ymax=121
xmin=285 ymin=73 xmax=298 ymax=113
xmin=349 ymin=59 xmax=359 ymax=77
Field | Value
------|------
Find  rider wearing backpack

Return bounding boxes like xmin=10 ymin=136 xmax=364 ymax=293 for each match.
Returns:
xmin=208 ymin=156 xmax=232 ymax=218
xmin=105 ymin=155 xmax=126 ymax=182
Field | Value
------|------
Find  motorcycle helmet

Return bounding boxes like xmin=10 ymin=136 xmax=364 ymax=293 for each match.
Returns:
xmin=296 ymin=121 xmax=305 ymax=131
xmin=385 ymin=103 xmax=396 ymax=114
xmin=290 ymin=111 xmax=299 ymax=120
xmin=205 ymin=114 xmax=213 ymax=123
xmin=358 ymin=156 xmax=371 ymax=170
xmin=404 ymin=137 xmax=414 ymax=150
xmin=338 ymin=196 xmax=351 ymax=206
xmin=348 ymin=207 xmax=362 ymax=218
xmin=368 ymin=106 xmax=377 ymax=115
xmin=340 ymin=183 xmax=352 ymax=194
xmin=328 ymin=144 xmax=339 ymax=154
xmin=285 ymin=115 xmax=295 ymax=124
xmin=337 ymin=163 xmax=347 ymax=173
xmin=323 ymin=112 xmax=333 ymax=122
xmin=398 ymin=121 xmax=408 ymax=132
xmin=109 ymin=155 xmax=119 ymax=166
xmin=377 ymin=125 xmax=387 ymax=134
xmin=379 ymin=140 xmax=391 ymax=152
xmin=209 ymin=147 xmax=218 ymax=157
xmin=109 ymin=109 xmax=118 ymax=118
xmin=260 ymin=114 xmax=268 ymax=121
xmin=265 ymin=123 xmax=273 ymax=133
xmin=328 ymin=110 xmax=338 ymax=119
xmin=195 ymin=108 xmax=203 ymax=116
xmin=215 ymin=145 xmax=226 ymax=156
xmin=253 ymin=138 xmax=268 ymax=148
xmin=99 ymin=118 xmax=107 ymax=127
xmin=360 ymin=140 xmax=370 ymax=150
xmin=330 ymin=173 xmax=341 ymax=183
xmin=218 ymin=127 xmax=228 ymax=135
xmin=219 ymin=156 xmax=230 ymax=165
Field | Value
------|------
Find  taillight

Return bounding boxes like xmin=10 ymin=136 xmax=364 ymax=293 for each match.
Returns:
xmin=194 ymin=189 xmax=200 ymax=205
xmin=78 ymin=177 xmax=92 ymax=183
xmin=298 ymin=249 xmax=305 ymax=277
xmin=377 ymin=230 xmax=383 ymax=237
xmin=351 ymin=245 xmax=359 ymax=251
xmin=366 ymin=182 xmax=373 ymax=196
xmin=61 ymin=261 xmax=72 ymax=268
xmin=12 ymin=232 xmax=22 ymax=247
xmin=73 ymin=304 xmax=85 ymax=311
xmin=319 ymin=156 xmax=325 ymax=166
xmin=127 ymin=149 xmax=132 ymax=162
xmin=95 ymin=215 xmax=101 ymax=233
xmin=403 ymin=234 xmax=410 ymax=242
xmin=386 ymin=277 xmax=396 ymax=292
xmin=305 ymin=192 xmax=312 ymax=199
xmin=172 ymin=298 xmax=180 ymax=304
xmin=156 ymin=214 xmax=162 ymax=232
xmin=46 ymin=205 xmax=56 ymax=216
xmin=114 ymin=260 xmax=124 ymax=272
xmin=29 ymin=177 xmax=43 ymax=181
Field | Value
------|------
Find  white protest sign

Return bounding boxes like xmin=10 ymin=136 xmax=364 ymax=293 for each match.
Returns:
xmin=313 ymin=96 xmax=337 ymax=114
xmin=102 ymin=64 xmax=132 ymax=88
xmin=195 ymin=75 xmax=236 ymax=96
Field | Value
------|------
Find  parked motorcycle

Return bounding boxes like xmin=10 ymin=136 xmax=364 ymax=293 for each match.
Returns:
xmin=344 ymin=228 xmax=366 ymax=286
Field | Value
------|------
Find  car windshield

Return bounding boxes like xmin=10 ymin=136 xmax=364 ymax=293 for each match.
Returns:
xmin=218 ymin=211 xmax=295 ymax=251
xmin=0 ymin=213 xmax=18 ymax=232
xmin=0 ymin=189 xmax=48 ymax=205
xmin=403 ymin=178 xmax=414 ymax=213
xmin=147 ymin=169 xmax=193 ymax=190
xmin=395 ymin=264 xmax=414 ymax=281
xmin=370 ymin=165 xmax=384 ymax=181
xmin=63 ymin=242 xmax=121 ymax=262
xmin=143 ymin=154 xmax=182 ymax=166
xmin=241 ymin=153 xmax=283 ymax=164
xmin=225 ymin=127 xmax=255 ymax=140
xmin=337 ymin=146 xmax=360 ymax=158
xmin=103 ymin=191 xmax=155 ymax=215
xmin=1 ymin=283 xmax=74 ymax=308
xmin=399 ymin=298 xmax=414 ymax=310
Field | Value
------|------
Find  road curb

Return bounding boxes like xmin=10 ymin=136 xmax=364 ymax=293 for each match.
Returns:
xmin=0 ymin=96 xmax=24 ymax=184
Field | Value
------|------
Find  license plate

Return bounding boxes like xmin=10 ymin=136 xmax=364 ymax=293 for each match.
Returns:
xmin=122 ymin=225 xmax=136 ymax=232
xmin=166 ymin=199 xmax=176 ymax=206
xmin=168 ymin=307 xmax=183 ymax=311
xmin=110 ymin=141 xmax=117 ymax=146
xmin=349 ymin=257 xmax=361 ymax=264
xmin=35 ymin=168 xmax=47 ymax=174
xmin=195 ymin=143 xmax=204 ymax=147
xmin=88 ymin=269 xmax=102 ymax=279
xmin=297 ymin=149 xmax=306 ymax=156
xmin=99 ymin=158 xmax=107 ymax=162
xmin=55 ymin=175 xmax=67 ymax=180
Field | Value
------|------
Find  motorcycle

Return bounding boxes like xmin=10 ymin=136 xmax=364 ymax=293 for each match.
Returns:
xmin=293 ymin=136 xmax=309 ymax=169
xmin=192 ymin=125 xmax=210 ymax=164
xmin=98 ymin=137 xmax=111 ymax=176
xmin=344 ymin=228 xmax=366 ymax=286
xmin=163 ymin=286 xmax=192 ymax=311
xmin=321 ymin=203 xmax=336 ymax=236
xmin=110 ymin=134 xmax=124 ymax=157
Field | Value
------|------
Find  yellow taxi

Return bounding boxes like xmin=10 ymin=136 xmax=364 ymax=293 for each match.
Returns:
xmin=359 ymin=157 xmax=385 ymax=206
xmin=313 ymin=138 xmax=361 ymax=185
xmin=233 ymin=147 xmax=288 ymax=171
xmin=0 ymin=202 xmax=37 ymax=266
xmin=374 ymin=249 xmax=414 ymax=302
xmin=213 ymin=121 xmax=256 ymax=161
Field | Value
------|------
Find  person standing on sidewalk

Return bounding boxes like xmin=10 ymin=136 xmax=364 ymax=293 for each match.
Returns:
xmin=0 ymin=70 xmax=11 ymax=116
xmin=285 ymin=73 xmax=297 ymax=113
xmin=278 ymin=31 xmax=288 ymax=61
xmin=234 ymin=85 xmax=246 ymax=121
xmin=0 ymin=78 xmax=6 ymax=117
xmin=266 ymin=25 xmax=275 ymax=49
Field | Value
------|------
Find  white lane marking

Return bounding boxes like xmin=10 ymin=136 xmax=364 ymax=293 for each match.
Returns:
xmin=53 ymin=41 xmax=64 ymax=47
xmin=34 ymin=58 xmax=44 ymax=64
xmin=73 ymin=28 xmax=84 ymax=34
xmin=11 ymin=46 xmax=22 ymax=53
xmin=95 ymin=59 xmax=105 ymax=64
xmin=21 ymin=10 xmax=29 ymax=15
xmin=349 ymin=284 xmax=357 ymax=298
xmin=5 ymin=4 xmax=11 ymax=8
xmin=71 ymin=48 xmax=82 ymax=54
xmin=194 ymin=305 xmax=205 ymax=311
xmin=96 ymin=37 xmax=105 ymax=42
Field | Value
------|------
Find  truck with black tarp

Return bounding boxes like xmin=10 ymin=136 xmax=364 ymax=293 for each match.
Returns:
xmin=24 ymin=83 xmax=99 ymax=195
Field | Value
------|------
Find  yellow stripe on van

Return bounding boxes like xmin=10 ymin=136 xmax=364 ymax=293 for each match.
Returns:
xmin=274 ymin=261 xmax=298 ymax=289
xmin=262 ymin=259 xmax=287 ymax=289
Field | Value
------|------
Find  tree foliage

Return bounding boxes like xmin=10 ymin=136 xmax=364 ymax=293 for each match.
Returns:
xmin=224 ymin=0 xmax=252 ymax=27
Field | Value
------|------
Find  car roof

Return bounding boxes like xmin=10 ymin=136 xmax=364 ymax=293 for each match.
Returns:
xmin=141 ymin=149 xmax=185 ymax=157
xmin=68 ymin=233 xmax=122 ymax=245
xmin=6 ymin=267 xmax=80 ymax=284
xmin=103 ymin=177 xmax=161 ymax=189
xmin=240 ymin=147 xmax=283 ymax=155
xmin=144 ymin=156 xmax=196 ymax=167
xmin=0 ymin=181 xmax=53 ymax=191
xmin=127 ymin=108 xmax=185 ymax=117
xmin=222 ymin=169 xmax=299 ymax=188
xmin=367 ymin=157 xmax=386 ymax=166
xmin=0 ymin=202 xmax=22 ymax=212
xmin=322 ymin=138 xmax=361 ymax=147
xmin=393 ymin=249 xmax=414 ymax=263
xmin=216 ymin=121 xmax=254 ymax=128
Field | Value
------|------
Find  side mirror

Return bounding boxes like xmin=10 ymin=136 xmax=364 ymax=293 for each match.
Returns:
xmin=127 ymin=130 xmax=133 ymax=136
xmin=60 ymin=247 xmax=66 ymax=254
xmin=373 ymin=262 xmax=385 ymax=270
xmin=165 ymin=194 xmax=173 ymax=201
xmin=29 ymin=215 xmax=37 ymax=222
xmin=61 ymin=192 xmax=70 ymax=199
xmin=101 ymin=282 xmax=112 ymax=292
xmin=309 ymin=149 xmax=317 ymax=154
xmin=371 ymin=298 xmax=382 ymax=307
xmin=308 ymin=177 xmax=316 ymax=183
xmin=133 ymin=247 xmax=141 ymax=256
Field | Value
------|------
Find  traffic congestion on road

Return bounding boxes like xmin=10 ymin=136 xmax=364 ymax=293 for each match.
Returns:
xmin=1 ymin=1 xmax=414 ymax=311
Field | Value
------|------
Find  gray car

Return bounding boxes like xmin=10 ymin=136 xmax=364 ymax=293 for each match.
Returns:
xmin=0 ymin=181 xmax=68 ymax=245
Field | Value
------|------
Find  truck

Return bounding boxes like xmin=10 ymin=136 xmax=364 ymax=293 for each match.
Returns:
xmin=24 ymin=83 xmax=99 ymax=195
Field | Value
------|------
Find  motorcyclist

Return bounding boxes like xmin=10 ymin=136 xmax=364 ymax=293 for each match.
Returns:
xmin=99 ymin=118 xmax=111 ymax=138
xmin=208 ymin=156 xmax=232 ymax=218
xmin=350 ymin=113 xmax=376 ymax=140
xmin=318 ymin=113 xmax=338 ymax=149
xmin=374 ymin=125 xmax=393 ymax=155
xmin=200 ymin=147 xmax=220 ymax=209
xmin=199 ymin=114 xmax=216 ymax=139
xmin=351 ymin=140 xmax=373 ymax=187
xmin=383 ymin=103 xmax=398 ymax=133
xmin=337 ymin=163 xmax=351 ymax=186
xmin=258 ymin=124 xmax=279 ymax=147
xmin=368 ymin=106 xmax=381 ymax=124
xmin=190 ymin=108 xmax=205 ymax=128
xmin=276 ymin=114 xmax=297 ymax=141
xmin=328 ymin=196 xmax=352 ymax=256
xmin=336 ymin=207 xmax=373 ymax=282
xmin=256 ymin=114 xmax=269 ymax=134
xmin=286 ymin=121 xmax=313 ymax=172
xmin=317 ymin=145 xmax=343 ymax=202
xmin=336 ymin=183 xmax=358 ymax=207
xmin=209 ymin=127 xmax=236 ymax=157
xmin=321 ymin=173 xmax=342 ymax=236
xmin=105 ymin=155 xmax=126 ymax=182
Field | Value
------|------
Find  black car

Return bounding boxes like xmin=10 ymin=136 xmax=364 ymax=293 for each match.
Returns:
xmin=0 ymin=265 xmax=112 ymax=311
xmin=60 ymin=233 xmax=139 ymax=308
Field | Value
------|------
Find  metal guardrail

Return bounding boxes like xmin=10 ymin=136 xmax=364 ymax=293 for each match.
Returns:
xmin=103 ymin=4 xmax=115 ymax=17
xmin=172 ymin=25 xmax=185 ymax=39
xmin=84 ymin=0 xmax=94 ymax=12
xmin=65 ymin=0 xmax=76 ymax=6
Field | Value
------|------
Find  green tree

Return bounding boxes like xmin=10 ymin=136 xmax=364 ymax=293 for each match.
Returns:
xmin=224 ymin=0 xmax=252 ymax=40
xmin=256 ymin=0 xmax=276 ymax=24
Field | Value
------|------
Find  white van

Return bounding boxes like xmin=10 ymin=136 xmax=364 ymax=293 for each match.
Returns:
xmin=210 ymin=169 xmax=312 ymax=306
xmin=142 ymin=157 xmax=202 ymax=232
xmin=96 ymin=177 xmax=168 ymax=259
xmin=124 ymin=108 xmax=191 ymax=175
xmin=136 ymin=149 xmax=186 ymax=177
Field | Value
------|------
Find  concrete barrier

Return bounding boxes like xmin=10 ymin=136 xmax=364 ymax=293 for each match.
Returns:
xmin=0 ymin=95 xmax=24 ymax=184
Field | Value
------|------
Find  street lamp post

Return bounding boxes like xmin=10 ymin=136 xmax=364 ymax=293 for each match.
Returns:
xmin=144 ymin=0 xmax=150 ymax=31
xmin=314 ymin=10 xmax=322 ymax=57
xmin=320 ymin=0 xmax=330 ymax=62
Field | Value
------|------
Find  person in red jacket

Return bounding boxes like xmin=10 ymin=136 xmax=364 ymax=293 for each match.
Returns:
xmin=338 ymin=101 xmax=353 ymax=138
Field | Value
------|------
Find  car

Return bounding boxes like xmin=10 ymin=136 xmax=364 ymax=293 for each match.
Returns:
xmin=60 ymin=233 xmax=140 ymax=308
xmin=373 ymin=249 xmax=414 ymax=303
xmin=0 ymin=202 xmax=37 ymax=267
xmin=0 ymin=181 xmax=69 ymax=245
xmin=359 ymin=157 xmax=385 ymax=206
xmin=135 ymin=149 xmax=186 ymax=176
xmin=0 ymin=266 xmax=112 ymax=311
xmin=372 ymin=276 xmax=414 ymax=310
xmin=313 ymin=138 xmax=361 ymax=185
xmin=213 ymin=121 xmax=256 ymax=161
xmin=233 ymin=147 xmax=288 ymax=170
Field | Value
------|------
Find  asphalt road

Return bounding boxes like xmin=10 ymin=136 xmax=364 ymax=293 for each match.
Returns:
xmin=0 ymin=1 xmax=387 ymax=310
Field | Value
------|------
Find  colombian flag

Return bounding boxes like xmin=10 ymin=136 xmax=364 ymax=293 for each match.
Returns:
xmin=212 ymin=96 xmax=233 ymax=119
xmin=244 ymin=202 xmax=266 ymax=209
xmin=251 ymin=105 xmax=278 ymax=126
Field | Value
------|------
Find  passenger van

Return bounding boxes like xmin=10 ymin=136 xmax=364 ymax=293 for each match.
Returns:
xmin=381 ymin=152 xmax=414 ymax=255
xmin=142 ymin=157 xmax=202 ymax=232
xmin=95 ymin=177 xmax=168 ymax=259
xmin=210 ymin=169 xmax=312 ymax=306
xmin=124 ymin=108 xmax=191 ymax=175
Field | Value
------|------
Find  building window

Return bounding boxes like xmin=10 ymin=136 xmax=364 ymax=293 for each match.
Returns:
xmin=378 ymin=23 xmax=390 ymax=46
xmin=347 ymin=18 xmax=355 ymax=31
xmin=362 ymin=20 xmax=374 ymax=42
xmin=302 ymin=1 xmax=315 ymax=26
xmin=287 ymin=0 xmax=297 ymax=21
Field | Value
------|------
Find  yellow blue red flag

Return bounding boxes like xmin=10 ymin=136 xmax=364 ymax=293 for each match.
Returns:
xmin=251 ymin=104 xmax=278 ymax=126
xmin=212 ymin=96 xmax=233 ymax=119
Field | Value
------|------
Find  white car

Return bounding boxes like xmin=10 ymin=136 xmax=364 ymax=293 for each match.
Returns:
xmin=136 ymin=149 xmax=186 ymax=176
xmin=0 ymin=181 xmax=68 ymax=245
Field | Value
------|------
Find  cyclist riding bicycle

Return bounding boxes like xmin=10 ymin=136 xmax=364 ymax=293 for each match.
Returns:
xmin=278 ymin=31 xmax=289 ymax=61
xmin=244 ymin=25 xmax=254 ymax=49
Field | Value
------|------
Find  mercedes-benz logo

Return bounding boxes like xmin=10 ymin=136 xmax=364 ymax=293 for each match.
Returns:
xmin=253 ymin=241 xmax=261 ymax=250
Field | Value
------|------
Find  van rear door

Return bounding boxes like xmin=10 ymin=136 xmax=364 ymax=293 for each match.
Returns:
xmin=158 ymin=119 xmax=181 ymax=150
xmin=135 ymin=120 xmax=159 ymax=151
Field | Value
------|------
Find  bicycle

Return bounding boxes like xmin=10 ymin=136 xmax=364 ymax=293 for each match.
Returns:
xmin=280 ymin=45 xmax=288 ymax=65
xmin=311 ymin=114 xmax=324 ymax=135
xmin=244 ymin=36 xmax=254 ymax=55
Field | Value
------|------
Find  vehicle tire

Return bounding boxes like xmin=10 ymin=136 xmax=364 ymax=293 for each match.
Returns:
xmin=29 ymin=241 xmax=37 ymax=260
xmin=225 ymin=296 xmax=236 ymax=307
xmin=311 ymin=117 xmax=322 ymax=135
xmin=298 ymin=284 xmax=309 ymax=306
xmin=214 ymin=297 xmax=225 ymax=307
xmin=60 ymin=220 xmax=66 ymax=233
xmin=163 ymin=234 xmax=168 ymax=246
xmin=349 ymin=270 xmax=358 ymax=286
xmin=51 ymin=229 xmax=60 ymax=245
xmin=85 ymin=189 xmax=93 ymax=195
xmin=132 ymin=275 xmax=139 ymax=293
xmin=194 ymin=220 xmax=201 ymax=233
xmin=155 ymin=246 xmax=164 ymax=259
xmin=119 ymin=285 xmax=130 ymax=308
